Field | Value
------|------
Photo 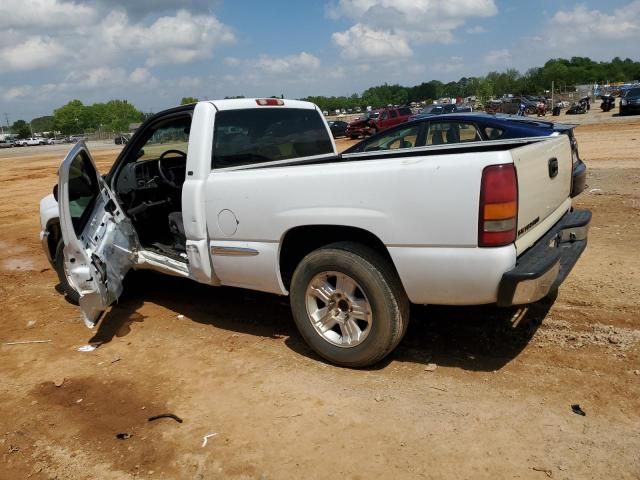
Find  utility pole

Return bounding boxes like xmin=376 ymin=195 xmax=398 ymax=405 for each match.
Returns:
xmin=3 ymin=113 xmax=9 ymax=131
xmin=551 ymin=81 xmax=555 ymax=109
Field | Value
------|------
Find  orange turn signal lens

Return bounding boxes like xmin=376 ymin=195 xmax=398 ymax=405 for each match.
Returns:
xmin=484 ymin=201 xmax=517 ymax=220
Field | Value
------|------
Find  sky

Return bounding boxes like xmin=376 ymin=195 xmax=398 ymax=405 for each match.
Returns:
xmin=1 ymin=0 xmax=639 ymax=122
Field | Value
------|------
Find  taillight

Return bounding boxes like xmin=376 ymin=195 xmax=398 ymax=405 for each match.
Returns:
xmin=256 ymin=98 xmax=284 ymax=106
xmin=479 ymin=164 xmax=518 ymax=247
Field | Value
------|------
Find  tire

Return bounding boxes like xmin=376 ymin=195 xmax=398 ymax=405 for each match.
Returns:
xmin=289 ymin=242 xmax=410 ymax=368
xmin=54 ymin=240 xmax=80 ymax=305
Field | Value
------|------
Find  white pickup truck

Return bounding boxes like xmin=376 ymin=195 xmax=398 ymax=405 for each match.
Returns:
xmin=40 ymin=98 xmax=590 ymax=367
xmin=17 ymin=137 xmax=46 ymax=146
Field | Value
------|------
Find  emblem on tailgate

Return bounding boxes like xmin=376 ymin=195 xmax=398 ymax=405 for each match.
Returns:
xmin=517 ymin=216 xmax=540 ymax=237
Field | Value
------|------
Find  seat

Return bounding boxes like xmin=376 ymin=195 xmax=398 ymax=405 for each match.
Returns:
xmin=168 ymin=212 xmax=186 ymax=251
xmin=446 ymin=127 xmax=460 ymax=143
xmin=431 ymin=130 xmax=444 ymax=145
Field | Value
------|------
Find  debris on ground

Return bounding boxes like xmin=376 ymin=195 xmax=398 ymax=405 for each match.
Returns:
xmin=571 ymin=404 xmax=586 ymax=416
xmin=424 ymin=363 xmax=438 ymax=372
xmin=429 ymin=385 xmax=448 ymax=392
xmin=201 ymin=433 xmax=217 ymax=447
xmin=116 ymin=433 xmax=132 ymax=440
xmin=531 ymin=466 xmax=553 ymax=477
xmin=276 ymin=412 xmax=303 ymax=419
xmin=54 ymin=377 xmax=65 ymax=387
xmin=4 ymin=339 xmax=51 ymax=345
xmin=177 ymin=314 xmax=185 ymax=320
xmin=148 ymin=413 xmax=183 ymax=423
xmin=77 ymin=344 xmax=99 ymax=352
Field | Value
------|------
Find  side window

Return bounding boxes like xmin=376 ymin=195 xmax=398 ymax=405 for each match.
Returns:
xmin=363 ymin=125 xmax=421 ymax=152
xmin=380 ymin=111 xmax=388 ymax=120
xmin=389 ymin=110 xmax=398 ymax=118
xmin=484 ymin=127 xmax=505 ymax=140
xmin=398 ymin=107 xmax=412 ymax=116
xmin=212 ymin=108 xmax=333 ymax=169
xmin=136 ymin=116 xmax=191 ymax=161
xmin=426 ymin=122 xmax=481 ymax=145
xmin=68 ymin=151 xmax=100 ymax=236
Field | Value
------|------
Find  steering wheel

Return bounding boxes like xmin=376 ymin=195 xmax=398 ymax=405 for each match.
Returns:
xmin=157 ymin=149 xmax=187 ymax=189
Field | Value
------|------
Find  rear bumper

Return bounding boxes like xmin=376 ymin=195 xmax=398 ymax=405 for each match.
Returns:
xmin=571 ymin=159 xmax=587 ymax=197
xmin=497 ymin=208 xmax=591 ymax=307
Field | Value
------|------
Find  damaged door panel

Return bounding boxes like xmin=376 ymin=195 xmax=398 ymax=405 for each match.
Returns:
xmin=58 ymin=142 xmax=139 ymax=327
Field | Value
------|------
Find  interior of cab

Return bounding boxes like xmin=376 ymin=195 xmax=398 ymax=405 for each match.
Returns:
xmin=113 ymin=114 xmax=191 ymax=261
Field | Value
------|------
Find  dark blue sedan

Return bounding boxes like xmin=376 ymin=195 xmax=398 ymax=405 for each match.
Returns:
xmin=343 ymin=112 xmax=587 ymax=197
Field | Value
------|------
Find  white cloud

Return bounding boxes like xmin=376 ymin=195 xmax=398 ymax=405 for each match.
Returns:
xmin=484 ymin=49 xmax=512 ymax=66
xmin=466 ymin=25 xmax=487 ymax=34
xmin=100 ymin=10 xmax=235 ymax=67
xmin=224 ymin=57 xmax=241 ymax=67
xmin=0 ymin=0 xmax=95 ymax=29
xmin=0 ymin=37 xmax=66 ymax=71
xmin=434 ymin=56 xmax=465 ymax=73
xmin=3 ymin=86 xmax=33 ymax=101
xmin=256 ymin=52 xmax=321 ymax=74
xmin=332 ymin=24 xmax=412 ymax=59
xmin=129 ymin=68 xmax=151 ymax=84
xmin=547 ymin=2 xmax=640 ymax=45
xmin=329 ymin=0 xmax=497 ymax=56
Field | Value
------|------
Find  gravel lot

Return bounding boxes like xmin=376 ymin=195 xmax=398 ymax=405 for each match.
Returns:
xmin=1 ymin=111 xmax=639 ymax=479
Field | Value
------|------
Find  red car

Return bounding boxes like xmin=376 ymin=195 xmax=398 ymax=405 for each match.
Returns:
xmin=346 ymin=107 xmax=412 ymax=139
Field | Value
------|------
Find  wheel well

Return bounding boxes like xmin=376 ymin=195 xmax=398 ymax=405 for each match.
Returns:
xmin=279 ymin=225 xmax=395 ymax=290
xmin=46 ymin=220 xmax=62 ymax=261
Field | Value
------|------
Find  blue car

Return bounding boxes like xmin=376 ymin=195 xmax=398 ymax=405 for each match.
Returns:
xmin=343 ymin=112 xmax=587 ymax=198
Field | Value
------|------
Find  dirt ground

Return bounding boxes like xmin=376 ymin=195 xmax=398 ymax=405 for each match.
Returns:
xmin=1 ymin=112 xmax=639 ymax=480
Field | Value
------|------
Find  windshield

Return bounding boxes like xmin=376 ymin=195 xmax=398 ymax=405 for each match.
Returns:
xmin=624 ymin=88 xmax=640 ymax=97
xmin=420 ymin=105 xmax=442 ymax=114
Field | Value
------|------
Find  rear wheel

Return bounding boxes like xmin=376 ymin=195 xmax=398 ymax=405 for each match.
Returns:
xmin=290 ymin=242 xmax=409 ymax=368
xmin=54 ymin=240 xmax=80 ymax=305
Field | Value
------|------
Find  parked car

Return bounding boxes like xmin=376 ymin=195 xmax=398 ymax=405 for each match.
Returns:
xmin=40 ymin=99 xmax=590 ymax=368
xmin=500 ymin=97 xmax=538 ymax=115
xmin=344 ymin=112 xmax=587 ymax=199
xmin=0 ymin=139 xmax=14 ymax=148
xmin=15 ymin=137 xmax=46 ymax=146
xmin=410 ymin=103 xmax=472 ymax=120
xmin=619 ymin=87 xmax=640 ymax=115
xmin=346 ymin=106 xmax=412 ymax=139
xmin=68 ymin=134 xmax=88 ymax=143
xmin=328 ymin=120 xmax=349 ymax=138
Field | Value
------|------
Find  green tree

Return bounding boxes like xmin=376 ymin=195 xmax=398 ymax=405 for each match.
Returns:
xmin=30 ymin=116 xmax=54 ymax=134
xmin=475 ymin=79 xmax=494 ymax=103
xmin=181 ymin=96 xmax=198 ymax=105
xmin=52 ymin=99 xmax=87 ymax=134
xmin=11 ymin=120 xmax=31 ymax=139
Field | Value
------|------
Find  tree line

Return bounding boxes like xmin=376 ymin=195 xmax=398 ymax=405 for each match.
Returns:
xmin=8 ymin=99 xmax=147 ymax=138
xmin=303 ymin=56 xmax=640 ymax=112
xmin=6 ymin=56 xmax=639 ymax=138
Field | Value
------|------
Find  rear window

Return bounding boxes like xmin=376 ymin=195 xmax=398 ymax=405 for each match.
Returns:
xmin=212 ymin=108 xmax=333 ymax=169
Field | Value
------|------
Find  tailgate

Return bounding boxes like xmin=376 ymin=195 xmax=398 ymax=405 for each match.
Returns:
xmin=512 ymin=135 xmax=572 ymax=255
